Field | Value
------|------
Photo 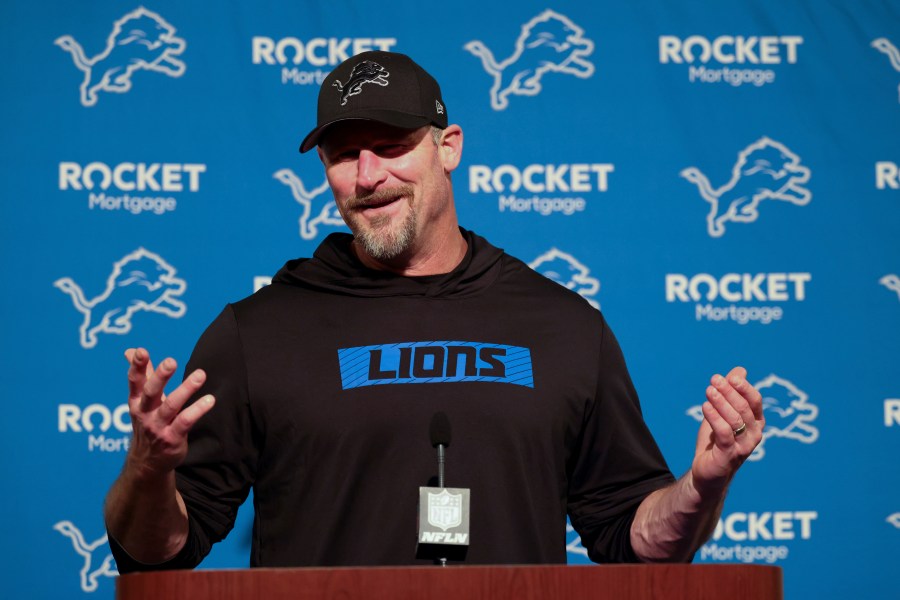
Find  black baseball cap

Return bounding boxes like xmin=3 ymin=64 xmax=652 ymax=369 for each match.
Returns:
xmin=299 ymin=51 xmax=448 ymax=153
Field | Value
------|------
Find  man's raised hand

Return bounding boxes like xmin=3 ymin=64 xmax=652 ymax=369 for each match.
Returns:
xmin=124 ymin=348 xmax=215 ymax=480
xmin=691 ymin=366 xmax=765 ymax=496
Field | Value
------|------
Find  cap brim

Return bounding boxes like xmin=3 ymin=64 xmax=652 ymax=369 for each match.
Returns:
xmin=299 ymin=110 xmax=433 ymax=153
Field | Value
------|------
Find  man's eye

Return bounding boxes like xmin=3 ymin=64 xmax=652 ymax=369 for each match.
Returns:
xmin=331 ymin=150 xmax=358 ymax=162
xmin=377 ymin=144 xmax=405 ymax=155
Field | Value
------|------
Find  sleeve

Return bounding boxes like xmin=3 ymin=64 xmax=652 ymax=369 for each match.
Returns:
xmin=109 ymin=305 xmax=257 ymax=572
xmin=566 ymin=315 xmax=676 ymax=563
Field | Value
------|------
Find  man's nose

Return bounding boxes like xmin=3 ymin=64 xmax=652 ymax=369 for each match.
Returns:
xmin=356 ymin=149 xmax=388 ymax=190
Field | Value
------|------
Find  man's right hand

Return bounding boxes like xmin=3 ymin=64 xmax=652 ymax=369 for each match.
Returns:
xmin=125 ymin=348 xmax=215 ymax=481
xmin=104 ymin=349 xmax=216 ymax=565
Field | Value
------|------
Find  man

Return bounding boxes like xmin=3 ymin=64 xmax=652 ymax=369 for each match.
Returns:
xmin=105 ymin=51 xmax=764 ymax=570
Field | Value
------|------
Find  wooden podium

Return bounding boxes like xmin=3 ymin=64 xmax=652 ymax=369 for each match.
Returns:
xmin=117 ymin=564 xmax=782 ymax=599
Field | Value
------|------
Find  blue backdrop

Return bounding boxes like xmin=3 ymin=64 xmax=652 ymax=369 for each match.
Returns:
xmin=2 ymin=1 xmax=899 ymax=598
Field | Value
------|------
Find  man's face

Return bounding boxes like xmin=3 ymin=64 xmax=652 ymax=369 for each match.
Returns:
xmin=318 ymin=121 xmax=451 ymax=262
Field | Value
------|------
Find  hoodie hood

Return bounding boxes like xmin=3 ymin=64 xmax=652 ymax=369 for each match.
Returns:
xmin=271 ymin=228 xmax=504 ymax=299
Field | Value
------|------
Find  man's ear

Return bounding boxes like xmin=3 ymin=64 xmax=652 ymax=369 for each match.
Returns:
xmin=439 ymin=125 xmax=463 ymax=173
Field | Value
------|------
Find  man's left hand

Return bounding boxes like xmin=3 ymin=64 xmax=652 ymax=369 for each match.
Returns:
xmin=692 ymin=366 xmax=765 ymax=497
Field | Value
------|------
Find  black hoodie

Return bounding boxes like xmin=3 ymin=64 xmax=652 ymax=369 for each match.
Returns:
xmin=111 ymin=229 xmax=674 ymax=571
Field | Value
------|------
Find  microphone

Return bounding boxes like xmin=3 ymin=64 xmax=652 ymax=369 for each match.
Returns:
xmin=417 ymin=412 xmax=470 ymax=564
xmin=430 ymin=412 xmax=451 ymax=488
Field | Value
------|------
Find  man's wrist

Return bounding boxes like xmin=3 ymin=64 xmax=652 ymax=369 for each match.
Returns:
xmin=686 ymin=470 xmax=731 ymax=508
xmin=123 ymin=452 xmax=177 ymax=492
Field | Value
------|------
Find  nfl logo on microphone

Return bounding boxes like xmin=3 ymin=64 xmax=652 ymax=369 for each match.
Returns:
xmin=429 ymin=489 xmax=462 ymax=530
xmin=417 ymin=487 xmax=471 ymax=560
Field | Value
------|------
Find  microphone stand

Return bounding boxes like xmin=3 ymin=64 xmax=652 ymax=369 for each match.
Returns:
xmin=437 ymin=443 xmax=447 ymax=567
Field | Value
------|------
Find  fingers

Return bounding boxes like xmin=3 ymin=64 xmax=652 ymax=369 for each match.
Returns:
xmin=157 ymin=369 xmax=207 ymax=422
xmin=727 ymin=368 xmax=764 ymax=423
xmin=702 ymin=367 xmax=766 ymax=458
xmin=171 ymin=395 xmax=216 ymax=437
xmin=726 ymin=366 xmax=747 ymax=380
xmin=706 ymin=379 xmax=742 ymax=430
xmin=701 ymin=400 xmax=737 ymax=449
xmin=694 ymin=367 xmax=766 ymax=491
xmin=140 ymin=357 xmax=177 ymax=413
xmin=126 ymin=346 xmax=212 ymax=426
xmin=709 ymin=371 xmax=757 ymax=433
xmin=127 ymin=348 xmax=151 ymax=410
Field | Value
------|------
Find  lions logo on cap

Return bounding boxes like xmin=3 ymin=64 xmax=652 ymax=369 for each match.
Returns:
xmin=333 ymin=60 xmax=389 ymax=106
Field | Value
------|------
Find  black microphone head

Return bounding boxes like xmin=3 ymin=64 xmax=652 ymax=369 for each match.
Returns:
xmin=429 ymin=412 xmax=452 ymax=448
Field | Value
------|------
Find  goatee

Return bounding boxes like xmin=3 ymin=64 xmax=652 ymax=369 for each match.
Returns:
xmin=345 ymin=185 xmax=417 ymax=260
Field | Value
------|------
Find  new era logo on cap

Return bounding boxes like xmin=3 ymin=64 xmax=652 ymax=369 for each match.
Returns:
xmin=300 ymin=51 xmax=448 ymax=152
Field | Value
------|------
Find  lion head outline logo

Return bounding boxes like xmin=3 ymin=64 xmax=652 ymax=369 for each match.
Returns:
xmin=529 ymin=248 xmax=600 ymax=309
xmin=273 ymin=168 xmax=345 ymax=240
xmin=332 ymin=60 xmax=390 ymax=106
xmin=54 ymin=520 xmax=118 ymax=592
xmin=464 ymin=9 xmax=595 ymax=110
xmin=681 ymin=137 xmax=811 ymax=237
xmin=55 ymin=6 xmax=186 ymax=107
xmin=54 ymin=248 xmax=187 ymax=349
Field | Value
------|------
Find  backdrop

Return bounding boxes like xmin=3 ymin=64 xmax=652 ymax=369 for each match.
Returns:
xmin=2 ymin=1 xmax=898 ymax=598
